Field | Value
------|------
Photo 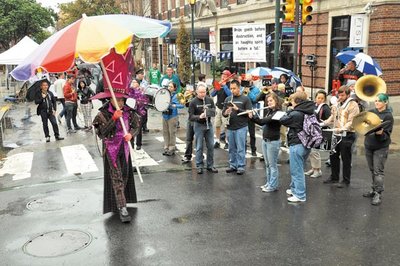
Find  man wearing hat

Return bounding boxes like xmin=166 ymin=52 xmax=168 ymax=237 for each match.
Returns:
xmin=35 ymin=79 xmax=64 ymax=142
xmin=211 ymin=69 xmax=232 ymax=149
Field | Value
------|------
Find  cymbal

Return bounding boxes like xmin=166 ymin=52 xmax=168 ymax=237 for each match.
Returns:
xmin=352 ymin=111 xmax=381 ymax=135
xmin=365 ymin=120 xmax=391 ymax=136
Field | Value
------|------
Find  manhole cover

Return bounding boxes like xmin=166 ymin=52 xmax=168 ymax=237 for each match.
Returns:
xmin=26 ymin=197 xmax=80 ymax=211
xmin=23 ymin=230 xmax=92 ymax=257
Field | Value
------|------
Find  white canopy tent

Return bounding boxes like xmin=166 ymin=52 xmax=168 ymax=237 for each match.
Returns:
xmin=0 ymin=36 xmax=38 ymax=91
xmin=0 ymin=36 xmax=39 ymax=65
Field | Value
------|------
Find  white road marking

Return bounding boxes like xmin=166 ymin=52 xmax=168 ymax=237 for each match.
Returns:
xmin=132 ymin=149 xmax=159 ymax=167
xmin=60 ymin=144 xmax=98 ymax=175
xmin=0 ymin=152 xmax=33 ymax=180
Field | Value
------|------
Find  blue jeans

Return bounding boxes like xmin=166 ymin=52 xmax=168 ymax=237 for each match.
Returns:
xmin=289 ymin=144 xmax=311 ymax=200
xmin=194 ymin=122 xmax=214 ymax=169
xmin=261 ymin=139 xmax=281 ymax=189
xmin=227 ymin=126 xmax=248 ymax=171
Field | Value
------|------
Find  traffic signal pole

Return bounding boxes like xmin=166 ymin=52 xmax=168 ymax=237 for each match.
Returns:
xmin=293 ymin=0 xmax=300 ymax=75
xmin=274 ymin=0 xmax=281 ymax=66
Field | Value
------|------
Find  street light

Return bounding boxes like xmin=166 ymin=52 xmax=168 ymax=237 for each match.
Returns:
xmin=190 ymin=0 xmax=196 ymax=86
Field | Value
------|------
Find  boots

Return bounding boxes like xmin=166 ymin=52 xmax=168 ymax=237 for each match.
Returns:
xmin=119 ymin=207 xmax=131 ymax=223
xmin=371 ymin=192 xmax=382 ymax=206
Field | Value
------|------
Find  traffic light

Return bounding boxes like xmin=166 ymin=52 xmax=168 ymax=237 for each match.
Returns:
xmin=282 ymin=0 xmax=295 ymax=22
xmin=302 ymin=0 xmax=313 ymax=24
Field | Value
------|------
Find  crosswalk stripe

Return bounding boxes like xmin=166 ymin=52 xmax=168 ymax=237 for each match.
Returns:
xmin=60 ymin=144 xmax=98 ymax=175
xmin=0 ymin=152 xmax=33 ymax=180
xmin=132 ymin=149 xmax=159 ymax=167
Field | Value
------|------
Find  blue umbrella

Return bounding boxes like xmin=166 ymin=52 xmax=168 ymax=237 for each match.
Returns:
xmin=270 ymin=67 xmax=302 ymax=87
xmin=246 ymin=67 xmax=272 ymax=77
xmin=336 ymin=51 xmax=382 ymax=76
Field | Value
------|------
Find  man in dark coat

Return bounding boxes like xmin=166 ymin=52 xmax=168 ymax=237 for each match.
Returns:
xmin=34 ymin=79 xmax=64 ymax=142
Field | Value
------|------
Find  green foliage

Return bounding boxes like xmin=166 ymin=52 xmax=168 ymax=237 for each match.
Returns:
xmin=0 ymin=0 xmax=56 ymax=50
xmin=58 ymin=0 xmax=121 ymax=29
xmin=176 ymin=17 xmax=191 ymax=85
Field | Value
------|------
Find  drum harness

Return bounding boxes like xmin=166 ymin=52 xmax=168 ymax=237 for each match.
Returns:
xmin=329 ymin=97 xmax=354 ymax=155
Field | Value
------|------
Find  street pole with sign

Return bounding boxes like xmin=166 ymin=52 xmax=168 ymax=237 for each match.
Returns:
xmin=190 ymin=0 xmax=196 ymax=86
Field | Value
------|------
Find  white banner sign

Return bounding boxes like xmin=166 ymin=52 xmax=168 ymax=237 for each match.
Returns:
xmin=349 ymin=14 xmax=367 ymax=48
xmin=209 ymin=27 xmax=217 ymax=56
xmin=233 ymin=24 xmax=266 ymax=62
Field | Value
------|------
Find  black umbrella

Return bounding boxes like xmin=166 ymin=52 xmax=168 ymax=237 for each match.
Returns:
xmin=26 ymin=78 xmax=51 ymax=102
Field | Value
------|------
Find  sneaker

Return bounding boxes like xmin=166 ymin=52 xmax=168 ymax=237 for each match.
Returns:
xmin=214 ymin=142 xmax=220 ymax=149
xmin=118 ymin=207 xmax=131 ymax=223
xmin=323 ymin=178 xmax=338 ymax=184
xmin=286 ymin=189 xmax=293 ymax=196
xmin=207 ymin=167 xmax=218 ymax=173
xmin=136 ymin=145 xmax=141 ymax=150
xmin=259 ymin=184 xmax=267 ymax=189
xmin=74 ymin=126 xmax=82 ymax=130
xmin=226 ymin=168 xmax=237 ymax=173
xmin=181 ymin=157 xmax=191 ymax=164
xmin=363 ymin=190 xmax=375 ymax=198
xmin=251 ymin=151 xmax=257 ymax=157
xmin=67 ymin=129 xmax=76 ymax=134
xmin=55 ymin=136 xmax=64 ymax=141
xmin=304 ymin=169 xmax=314 ymax=175
xmin=45 ymin=137 xmax=50 ymax=143
xmin=371 ymin=192 xmax=382 ymax=206
xmin=325 ymin=159 xmax=331 ymax=167
xmin=223 ymin=143 xmax=229 ymax=149
xmin=287 ymin=195 xmax=306 ymax=203
xmin=262 ymin=186 xmax=278 ymax=193
xmin=310 ymin=170 xmax=322 ymax=178
xmin=166 ymin=150 xmax=175 ymax=156
xmin=335 ymin=181 xmax=349 ymax=188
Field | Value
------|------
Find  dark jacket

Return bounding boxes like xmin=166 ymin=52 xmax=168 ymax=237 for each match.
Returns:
xmin=35 ymin=90 xmax=57 ymax=115
xmin=364 ymin=108 xmax=393 ymax=150
xmin=78 ymin=84 xmax=95 ymax=105
xmin=222 ymin=94 xmax=252 ymax=130
xmin=315 ymin=103 xmax=331 ymax=123
xmin=339 ymin=69 xmax=363 ymax=84
xmin=280 ymin=100 xmax=315 ymax=146
xmin=252 ymin=108 xmax=281 ymax=141
xmin=188 ymin=96 xmax=216 ymax=124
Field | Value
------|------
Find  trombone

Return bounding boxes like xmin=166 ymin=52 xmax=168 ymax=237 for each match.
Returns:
xmin=212 ymin=73 xmax=236 ymax=91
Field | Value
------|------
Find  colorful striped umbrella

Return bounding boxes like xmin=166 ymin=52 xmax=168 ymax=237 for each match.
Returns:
xmin=336 ymin=51 xmax=383 ymax=76
xmin=11 ymin=14 xmax=171 ymax=81
xmin=246 ymin=67 xmax=272 ymax=77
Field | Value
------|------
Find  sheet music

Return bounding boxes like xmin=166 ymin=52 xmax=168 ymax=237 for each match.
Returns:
xmin=271 ymin=111 xmax=286 ymax=120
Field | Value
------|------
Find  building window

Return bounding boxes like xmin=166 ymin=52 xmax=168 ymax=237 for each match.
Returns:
xmin=221 ymin=0 xmax=229 ymax=8
xmin=237 ymin=0 xmax=247 ymax=4
xmin=175 ymin=7 xmax=180 ymax=18
xmin=329 ymin=15 xmax=351 ymax=92
xmin=184 ymin=4 xmax=189 ymax=16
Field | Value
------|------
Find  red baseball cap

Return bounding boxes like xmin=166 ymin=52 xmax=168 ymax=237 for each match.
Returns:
xmin=222 ymin=70 xmax=231 ymax=76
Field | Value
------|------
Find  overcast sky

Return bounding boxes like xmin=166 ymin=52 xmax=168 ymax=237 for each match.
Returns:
xmin=36 ymin=0 xmax=73 ymax=11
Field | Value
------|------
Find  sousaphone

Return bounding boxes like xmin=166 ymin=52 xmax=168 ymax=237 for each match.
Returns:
xmin=354 ymin=75 xmax=387 ymax=102
xmin=352 ymin=111 xmax=390 ymax=136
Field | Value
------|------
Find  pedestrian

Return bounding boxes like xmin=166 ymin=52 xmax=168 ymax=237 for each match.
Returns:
xmin=77 ymin=80 xmax=95 ymax=130
xmin=280 ymin=74 xmax=295 ymax=97
xmin=92 ymin=89 xmax=141 ymax=223
xmin=322 ymin=85 xmax=360 ymax=187
xmin=251 ymin=93 xmax=282 ymax=192
xmin=280 ymin=91 xmax=314 ymax=203
xmin=182 ymin=85 xmax=196 ymax=164
xmin=362 ymin=93 xmax=394 ymax=205
xmin=160 ymin=66 xmax=181 ymax=93
xmin=130 ymin=79 xmax=145 ymax=150
xmin=338 ymin=60 xmax=363 ymax=86
xmin=222 ymin=79 xmax=253 ymax=175
xmin=149 ymin=63 xmax=161 ymax=85
xmin=63 ymin=74 xmax=82 ymax=133
xmin=162 ymin=82 xmax=184 ymax=156
xmin=189 ymin=83 xmax=218 ymax=174
xmin=211 ymin=69 xmax=232 ymax=149
xmin=54 ymin=72 xmax=66 ymax=124
xmin=304 ymin=90 xmax=331 ymax=178
xmin=34 ymin=79 xmax=64 ymax=142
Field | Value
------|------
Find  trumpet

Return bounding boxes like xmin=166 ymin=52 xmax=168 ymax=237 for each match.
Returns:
xmin=242 ymin=87 xmax=250 ymax=96
xmin=177 ymin=89 xmax=194 ymax=105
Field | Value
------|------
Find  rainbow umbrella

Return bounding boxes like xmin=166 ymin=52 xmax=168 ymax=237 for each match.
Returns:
xmin=11 ymin=14 xmax=171 ymax=81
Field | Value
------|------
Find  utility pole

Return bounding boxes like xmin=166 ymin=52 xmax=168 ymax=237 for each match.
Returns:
xmin=293 ymin=0 xmax=300 ymax=74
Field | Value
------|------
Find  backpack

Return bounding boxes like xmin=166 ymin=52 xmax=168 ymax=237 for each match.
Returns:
xmin=297 ymin=114 xmax=323 ymax=149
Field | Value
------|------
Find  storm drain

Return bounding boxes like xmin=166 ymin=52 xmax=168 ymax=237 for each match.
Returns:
xmin=22 ymin=230 xmax=92 ymax=258
xmin=26 ymin=197 xmax=80 ymax=212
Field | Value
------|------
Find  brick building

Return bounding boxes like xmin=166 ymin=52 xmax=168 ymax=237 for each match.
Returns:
xmin=148 ymin=0 xmax=399 ymax=94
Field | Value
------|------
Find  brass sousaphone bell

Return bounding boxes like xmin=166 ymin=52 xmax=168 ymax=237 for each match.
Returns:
xmin=352 ymin=75 xmax=388 ymax=135
xmin=354 ymin=75 xmax=387 ymax=102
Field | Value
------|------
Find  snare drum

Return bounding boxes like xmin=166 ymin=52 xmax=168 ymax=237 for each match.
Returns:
xmin=143 ymin=85 xmax=171 ymax=112
xmin=320 ymin=129 xmax=333 ymax=151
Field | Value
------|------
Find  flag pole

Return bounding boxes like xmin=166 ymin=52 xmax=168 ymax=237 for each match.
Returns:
xmin=100 ymin=60 xmax=143 ymax=183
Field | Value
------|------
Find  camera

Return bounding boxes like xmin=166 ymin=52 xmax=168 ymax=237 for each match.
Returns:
xmin=306 ymin=54 xmax=317 ymax=66
xmin=241 ymin=80 xmax=251 ymax=87
xmin=262 ymin=79 xmax=271 ymax=86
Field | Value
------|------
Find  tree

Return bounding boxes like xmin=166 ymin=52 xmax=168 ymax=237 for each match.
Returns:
xmin=0 ymin=0 xmax=56 ymax=50
xmin=176 ymin=17 xmax=191 ymax=85
xmin=57 ymin=0 xmax=121 ymax=29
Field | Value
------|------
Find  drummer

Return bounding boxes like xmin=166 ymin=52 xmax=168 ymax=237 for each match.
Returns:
xmin=162 ymin=81 xmax=184 ymax=156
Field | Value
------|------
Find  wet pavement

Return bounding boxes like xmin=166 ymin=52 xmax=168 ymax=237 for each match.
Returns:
xmin=0 ymin=100 xmax=400 ymax=265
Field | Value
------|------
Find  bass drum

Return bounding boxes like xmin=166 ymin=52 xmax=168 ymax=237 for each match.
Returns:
xmin=143 ymin=85 xmax=171 ymax=112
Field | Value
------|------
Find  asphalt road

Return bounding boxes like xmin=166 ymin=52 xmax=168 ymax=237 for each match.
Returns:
xmin=0 ymin=102 xmax=399 ymax=265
